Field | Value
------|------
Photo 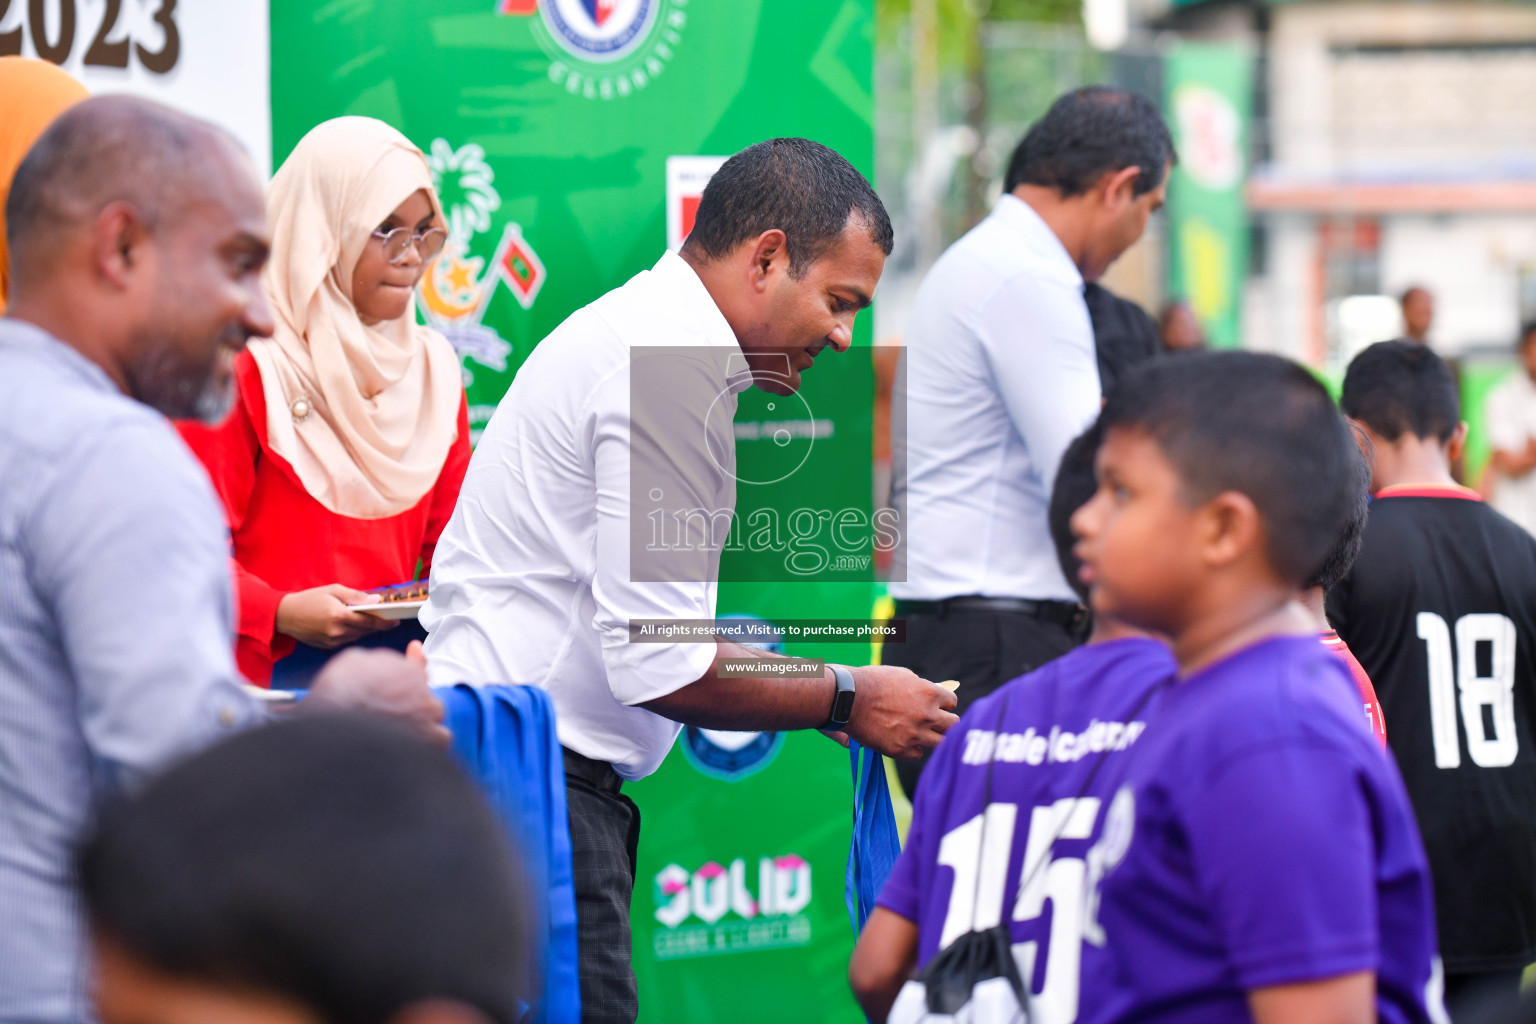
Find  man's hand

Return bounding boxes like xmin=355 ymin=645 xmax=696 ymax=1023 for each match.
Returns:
xmin=276 ymin=584 xmax=397 ymax=649
xmin=306 ymin=641 xmax=449 ymax=746
xmin=843 ymin=665 xmax=958 ymax=760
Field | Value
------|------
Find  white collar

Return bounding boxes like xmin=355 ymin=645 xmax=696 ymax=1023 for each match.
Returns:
xmin=647 ymin=249 xmax=754 ymax=393
xmin=990 ymin=193 xmax=1084 ymax=287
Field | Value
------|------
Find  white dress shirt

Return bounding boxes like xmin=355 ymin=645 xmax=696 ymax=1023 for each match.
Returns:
xmin=890 ymin=194 xmax=1101 ymax=602
xmin=423 ymin=251 xmax=749 ymax=779
xmin=1486 ymin=369 xmax=1536 ymax=537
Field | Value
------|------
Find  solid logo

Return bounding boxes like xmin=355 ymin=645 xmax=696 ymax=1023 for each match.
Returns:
xmin=652 ymin=853 xmax=814 ymax=959
xmin=541 ymin=0 xmax=658 ymax=62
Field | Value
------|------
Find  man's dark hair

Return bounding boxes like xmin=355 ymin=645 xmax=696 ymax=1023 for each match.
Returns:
xmin=1101 ymin=351 xmax=1358 ymax=587
xmin=1341 ymin=340 xmax=1460 ymax=443
xmin=1301 ymin=441 xmax=1371 ymax=593
xmin=1003 ymin=86 xmax=1175 ymax=198
xmin=681 ymin=137 xmax=893 ymax=277
xmin=79 ymin=715 xmax=528 ymax=1024
xmin=1049 ymin=419 xmax=1105 ymax=603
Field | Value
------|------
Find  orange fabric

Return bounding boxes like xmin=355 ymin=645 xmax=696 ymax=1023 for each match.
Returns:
xmin=0 ymin=58 xmax=88 ymax=312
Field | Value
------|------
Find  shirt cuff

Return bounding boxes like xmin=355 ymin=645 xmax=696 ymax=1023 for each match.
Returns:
xmin=603 ymin=637 xmax=719 ymax=706
xmin=237 ymin=571 xmax=284 ymax=644
xmin=1231 ymin=937 xmax=1377 ymax=992
xmin=875 ymin=884 xmax=920 ymax=924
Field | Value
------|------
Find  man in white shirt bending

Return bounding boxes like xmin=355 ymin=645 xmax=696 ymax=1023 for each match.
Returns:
xmin=886 ymin=86 xmax=1173 ymax=798
xmin=422 ymin=138 xmax=957 ymax=1024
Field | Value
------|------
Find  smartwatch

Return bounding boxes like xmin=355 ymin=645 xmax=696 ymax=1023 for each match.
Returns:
xmin=820 ymin=664 xmax=857 ymax=732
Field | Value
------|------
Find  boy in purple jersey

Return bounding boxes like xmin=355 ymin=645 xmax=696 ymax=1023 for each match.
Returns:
xmin=1072 ymin=352 xmax=1444 ymax=1024
xmin=850 ymin=417 xmax=1179 ymax=1024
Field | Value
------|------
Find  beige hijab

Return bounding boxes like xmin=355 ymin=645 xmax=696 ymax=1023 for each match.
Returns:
xmin=249 ymin=116 xmax=462 ymax=519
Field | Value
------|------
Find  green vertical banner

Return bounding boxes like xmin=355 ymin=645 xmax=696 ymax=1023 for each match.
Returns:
xmin=1164 ymin=41 xmax=1253 ymax=349
xmin=270 ymin=2 xmax=877 ymax=1022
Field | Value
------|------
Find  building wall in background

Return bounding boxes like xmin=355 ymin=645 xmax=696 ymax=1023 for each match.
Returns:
xmin=0 ymin=1 xmax=271 ymax=172
xmin=1242 ymin=1 xmax=1536 ymax=365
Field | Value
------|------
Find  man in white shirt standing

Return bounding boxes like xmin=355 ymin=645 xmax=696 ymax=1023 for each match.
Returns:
xmin=422 ymin=138 xmax=958 ymax=1023
xmin=1483 ymin=322 xmax=1536 ymax=535
xmin=886 ymin=86 xmax=1173 ymax=798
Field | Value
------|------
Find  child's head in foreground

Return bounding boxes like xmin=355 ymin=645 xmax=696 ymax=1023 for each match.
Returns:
xmin=1071 ymin=351 xmax=1358 ymax=641
xmin=79 ymin=714 xmax=528 ymax=1024
xmin=1340 ymin=339 xmax=1464 ymax=489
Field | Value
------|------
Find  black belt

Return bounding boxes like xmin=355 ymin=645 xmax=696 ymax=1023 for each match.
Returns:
xmin=893 ymin=595 xmax=1088 ymax=633
xmin=563 ymin=747 xmax=624 ymax=795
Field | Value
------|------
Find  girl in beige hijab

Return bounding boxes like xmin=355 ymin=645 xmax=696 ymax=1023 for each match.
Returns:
xmin=179 ymin=116 xmax=471 ymax=686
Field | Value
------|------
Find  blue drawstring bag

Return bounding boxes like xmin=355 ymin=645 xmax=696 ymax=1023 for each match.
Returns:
xmin=439 ymin=684 xmax=581 ymax=1024
xmin=846 ymin=738 xmax=902 ymax=934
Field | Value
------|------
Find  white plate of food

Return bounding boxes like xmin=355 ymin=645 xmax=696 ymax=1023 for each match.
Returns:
xmin=348 ymin=598 xmax=426 ymax=620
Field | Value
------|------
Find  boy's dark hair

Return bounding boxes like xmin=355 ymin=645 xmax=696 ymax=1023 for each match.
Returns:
xmin=1341 ymin=340 xmax=1460 ymax=443
xmin=1301 ymin=442 xmax=1371 ymax=593
xmin=1003 ymin=86 xmax=1175 ymax=198
xmin=1520 ymin=321 xmax=1536 ymax=350
xmin=1049 ymin=419 xmax=1105 ymax=604
xmin=1101 ymin=351 xmax=1358 ymax=587
xmin=681 ymin=137 xmax=894 ymax=277
xmin=79 ymin=715 xmax=528 ymax=1024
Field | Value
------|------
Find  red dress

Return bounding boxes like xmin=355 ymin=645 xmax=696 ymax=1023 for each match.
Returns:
xmin=178 ymin=351 xmax=472 ymax=685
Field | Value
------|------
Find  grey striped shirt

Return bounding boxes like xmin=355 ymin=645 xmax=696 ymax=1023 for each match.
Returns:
xmin=0 ymin=319 xmax=260 ymax=1024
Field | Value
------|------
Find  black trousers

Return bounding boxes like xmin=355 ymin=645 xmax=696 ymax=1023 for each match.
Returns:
xmin=883 ymin=606 xmax=1080 ymax=800
xmin=565 ymin=768 xmax=642 ymax=1024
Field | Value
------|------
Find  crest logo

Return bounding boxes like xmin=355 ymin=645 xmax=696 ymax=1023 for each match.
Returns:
xmin=681 ymin=615 xmax=785 ymax=781
xmin=499 ymin=0 xmax=687 ymax=101
xmin=681 ymin=727 xmax=785 ymax=782
xmin=584 ymin=0 xmax=618 ymax=27
xmin=541 ymin=0 xmax=657 ymax=62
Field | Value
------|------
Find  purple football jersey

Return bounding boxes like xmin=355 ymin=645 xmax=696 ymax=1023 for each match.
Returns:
xmin=1078 ymin=635 xmax=1444 ymax=1024
xmin=877 ymin=638 xmax=1177 ymax=1024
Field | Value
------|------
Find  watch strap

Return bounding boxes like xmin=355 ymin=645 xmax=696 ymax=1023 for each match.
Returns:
xmin=820 ymin=663 xmax=857 ymax=731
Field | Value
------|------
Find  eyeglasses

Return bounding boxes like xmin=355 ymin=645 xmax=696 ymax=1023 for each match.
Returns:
xmin=371 ymin=225 xmax=447 ymax=266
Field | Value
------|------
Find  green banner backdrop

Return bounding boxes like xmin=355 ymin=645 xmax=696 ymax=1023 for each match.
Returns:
xmin=270 ymin=3 xmax=878 ymax=1021
xmin=1164 ymin=41 xmax=1253 ymax=349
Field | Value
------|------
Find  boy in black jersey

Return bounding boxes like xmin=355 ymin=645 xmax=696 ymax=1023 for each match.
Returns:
xmin=1330 ymin=340 xmax=1536 ymax=1016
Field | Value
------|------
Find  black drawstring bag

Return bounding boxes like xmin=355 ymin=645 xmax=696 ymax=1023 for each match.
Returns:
xmin=887 ymin=920 xmax=1029 ymax=1022
xmin=887 ymin=691 xmax=1029 ymax=1024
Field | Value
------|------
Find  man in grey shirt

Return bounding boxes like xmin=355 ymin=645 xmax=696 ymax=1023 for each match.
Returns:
xmin=0 ymin=97 xmax=444 ymax=1024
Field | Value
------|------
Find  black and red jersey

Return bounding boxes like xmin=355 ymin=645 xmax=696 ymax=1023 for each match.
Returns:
xmin=1327 ymin=484 xmax=1536 ymax=971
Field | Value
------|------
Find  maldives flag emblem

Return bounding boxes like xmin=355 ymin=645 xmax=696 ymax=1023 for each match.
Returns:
xmin=582 ymin=0 xmax=617 ymax=26
xmin=490 ymin=223 xmax=547 ymax=310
